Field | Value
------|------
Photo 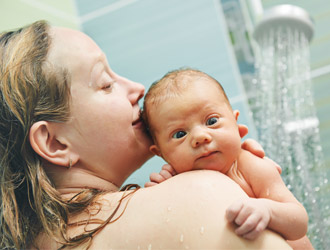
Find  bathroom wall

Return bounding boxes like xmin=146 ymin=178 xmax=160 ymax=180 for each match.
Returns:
xmin=0 ymin=0 xmax=78 ymax=31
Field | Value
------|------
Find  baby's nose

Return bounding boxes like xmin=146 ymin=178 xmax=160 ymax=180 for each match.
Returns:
xmin=191 ymin=129 xmax=212 ymax=147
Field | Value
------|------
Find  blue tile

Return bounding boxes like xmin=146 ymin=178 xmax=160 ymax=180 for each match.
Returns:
xmin=75 ymin=0 xmax=119 ymax=16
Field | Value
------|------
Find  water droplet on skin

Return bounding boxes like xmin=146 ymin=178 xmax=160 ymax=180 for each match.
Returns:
xmin=200 ymin=226 xmax=204 ymax=235
xmin=180 ymin=234 xmax=184 ymax=243
xmin=266 ymin=189 xmax=270 ymax=196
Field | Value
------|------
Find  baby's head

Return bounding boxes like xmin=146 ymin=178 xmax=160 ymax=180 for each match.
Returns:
xmin=142 ymin=68 xmax=242 ymax=173
xmin=143 ymin=68 xmax=231 ymax=135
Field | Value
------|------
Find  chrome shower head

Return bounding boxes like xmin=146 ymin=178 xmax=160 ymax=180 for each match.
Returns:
xmin=253 ymin=4 xmax=314 ymax=42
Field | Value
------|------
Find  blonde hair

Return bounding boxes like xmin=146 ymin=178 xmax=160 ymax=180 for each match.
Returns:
xmin=0 ymin=20 xmax=135 ymax=249
xmin=142 ymin=68 xmax=230 ymax=139
xmin=0 ymin=20 xmax=73 ymax=248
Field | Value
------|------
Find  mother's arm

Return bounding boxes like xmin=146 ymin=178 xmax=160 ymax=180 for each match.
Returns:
xmin=97 ymin=170 xmax=292 ymax=249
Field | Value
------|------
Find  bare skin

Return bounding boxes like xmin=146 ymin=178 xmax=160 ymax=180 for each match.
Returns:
xmin=35 ymin=171 xmax=292 ymax=249
xmin=29 ymin=27 xmax=293 ymax=249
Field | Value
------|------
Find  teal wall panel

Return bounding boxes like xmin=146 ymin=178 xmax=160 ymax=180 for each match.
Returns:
xmin=0 ymin=0 xmax=78 ymax=31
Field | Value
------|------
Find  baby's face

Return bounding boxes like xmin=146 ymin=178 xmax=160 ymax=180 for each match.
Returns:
xmin=148 ymin=78 xmax=242 ymax=174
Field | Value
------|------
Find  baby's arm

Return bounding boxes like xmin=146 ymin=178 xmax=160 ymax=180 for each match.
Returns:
xmin=226 ymin=150 xmax=308 ymax=241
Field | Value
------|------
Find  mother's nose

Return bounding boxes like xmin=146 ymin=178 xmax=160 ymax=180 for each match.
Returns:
xmin=191 ymin=128 xmax=212 ymax=148
xmin=123 ymin=76 xmax=145 ymax=104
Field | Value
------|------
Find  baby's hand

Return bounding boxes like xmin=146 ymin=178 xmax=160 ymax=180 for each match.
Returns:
xmin=144 ymin=164 xmax=177 ymax=187
xmin=226 ymin=198 xmax=270 ymax=240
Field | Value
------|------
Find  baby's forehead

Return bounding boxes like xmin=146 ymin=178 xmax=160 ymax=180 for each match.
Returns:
xmin=159 ymin=74 xmax=220 ymax=94
xmin=148 ymin=78 xmax=226 ymax=108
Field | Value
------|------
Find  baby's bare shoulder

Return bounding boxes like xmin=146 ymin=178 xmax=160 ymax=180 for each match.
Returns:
xmin=238 ymin=150 xmax=278 ymax=176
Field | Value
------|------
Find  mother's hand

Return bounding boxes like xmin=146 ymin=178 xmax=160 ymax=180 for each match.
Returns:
xmin=238 ymin=124 xmax=282 ymax=174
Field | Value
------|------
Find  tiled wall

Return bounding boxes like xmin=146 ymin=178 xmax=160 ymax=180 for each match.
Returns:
xmin=0 ymin=0 xmax=78 ymax=31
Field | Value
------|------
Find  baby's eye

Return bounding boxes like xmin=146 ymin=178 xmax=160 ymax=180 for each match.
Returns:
xmin=173 ymin=131 xmax=187 ymax=139
xmin=206 ymin=117 xmax=218 ymax=126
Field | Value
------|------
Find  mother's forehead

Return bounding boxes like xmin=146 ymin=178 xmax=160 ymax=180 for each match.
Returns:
xmin=50 ymin=27 xmax=98 ymax=51
xmin=47 ymin=27 xmax=106 ymax=68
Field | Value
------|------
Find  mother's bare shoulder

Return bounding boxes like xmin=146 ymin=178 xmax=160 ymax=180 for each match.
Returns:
xmin=92 ymin=170 xmax=291 ymax=249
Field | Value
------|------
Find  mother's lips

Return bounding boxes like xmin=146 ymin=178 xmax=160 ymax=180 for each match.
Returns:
xmin=132 ymin=118 xmax=141 ymax=126
xmin=132 ymin=119 xmax=144 ymax=129
xmin=133 ymin=109 xmax=143 ymax=126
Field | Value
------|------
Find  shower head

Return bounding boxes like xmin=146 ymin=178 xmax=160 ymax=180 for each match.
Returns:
xmin=253 ymin=4 xmax=314 ymax=42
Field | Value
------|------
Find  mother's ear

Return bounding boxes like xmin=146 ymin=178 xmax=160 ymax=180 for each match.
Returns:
xmin=29 ymin=121 xmax=78 ymax=167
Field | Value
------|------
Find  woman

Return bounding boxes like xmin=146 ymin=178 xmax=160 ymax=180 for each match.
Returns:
xmin=0 ymin=21 xmax=291 ymax=249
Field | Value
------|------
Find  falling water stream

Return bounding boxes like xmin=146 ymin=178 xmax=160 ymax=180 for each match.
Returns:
xmin=252 ymin=20 xmax=330 ymax=249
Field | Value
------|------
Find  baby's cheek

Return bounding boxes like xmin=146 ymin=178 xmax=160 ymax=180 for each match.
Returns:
xmin=167 ymin=152 xmax=190 ymax=174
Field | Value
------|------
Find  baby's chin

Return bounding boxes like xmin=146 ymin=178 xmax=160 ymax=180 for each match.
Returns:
xmin=192 ymin=153 xmax=232 ymax=172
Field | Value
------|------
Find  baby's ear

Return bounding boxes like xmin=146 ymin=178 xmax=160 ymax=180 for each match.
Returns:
xmin=233 ymin=110 xmax=240 ymax=121
xmin=149 ymin=144 xmax=161 ymax=157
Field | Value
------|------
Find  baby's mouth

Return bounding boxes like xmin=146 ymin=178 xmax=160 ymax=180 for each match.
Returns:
xmin=197 ymin=151 xmax=218 ymax=160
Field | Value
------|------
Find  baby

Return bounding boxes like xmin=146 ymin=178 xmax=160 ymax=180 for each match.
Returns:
xmin=142 ymin=68 xmax=308 ymax=241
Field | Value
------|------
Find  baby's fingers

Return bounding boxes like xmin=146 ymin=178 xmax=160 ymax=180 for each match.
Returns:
xmin=241 ymin=221 xmax=267 ymax=240
xmin=144 ymin=181 xmax=158 ymax=188
xmin=159 ymin=169 xmax=174 ymax=180
xmin=226 ymin=200 xmax=244 ymax=223
xmin=162 ymin=164 xmax=177 ymax=176
xmin=241 ymin=138 xmax=265 ymax=158
xmin=149 ymin=172 xmax=166 ymax=183
xmin=235 ymin=214 xmax=267 ymax=240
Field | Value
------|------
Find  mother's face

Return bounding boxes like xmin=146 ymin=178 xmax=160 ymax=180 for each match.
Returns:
xmin=48 ymin=27 xmax=152 ymax=184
